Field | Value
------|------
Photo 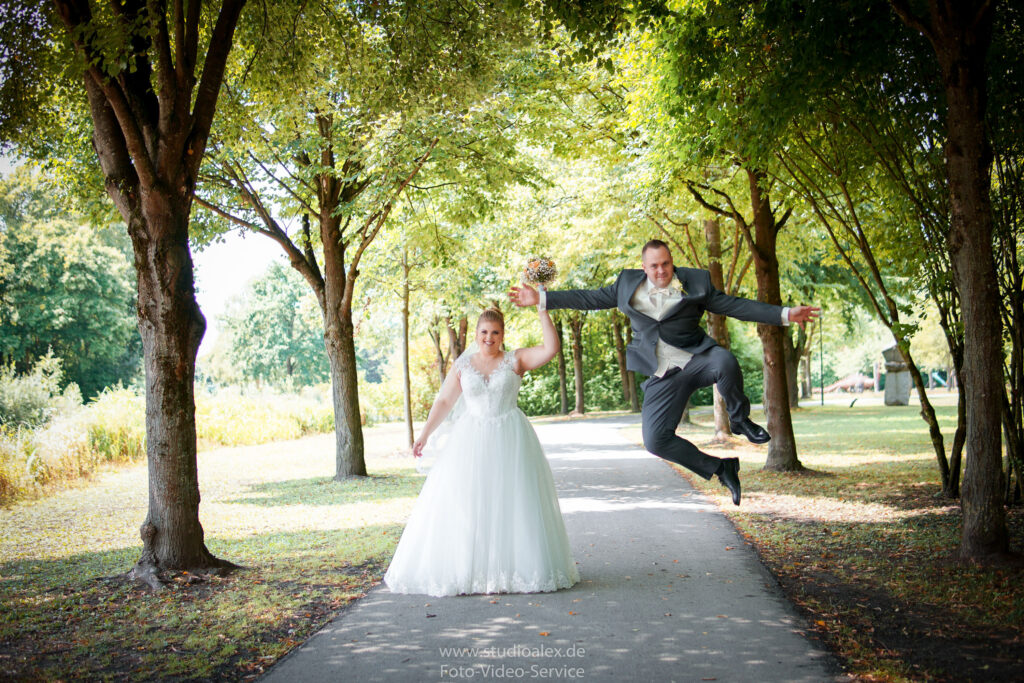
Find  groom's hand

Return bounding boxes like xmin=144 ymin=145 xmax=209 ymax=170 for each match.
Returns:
xmin=509 ymin=284 xmax=539 ymax=308
xmin=788 ymin=305 xmax=821 ymax=328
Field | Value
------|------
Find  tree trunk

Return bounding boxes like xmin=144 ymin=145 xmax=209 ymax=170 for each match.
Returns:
xmin=625 ymin=325 xmax=639 ymax=412
xmin=448 ymin=316 xmax=467 ymax=361
xmin=53 ymin=0 xmax=247 ymax=587
xmin=555 ymin=316 xmax=569 ymax=415
xmin=925 ymin=0 xmax=1007 ymax=558
xmin=898 ymin=343 xmax=954 ymax=492
xmin=456 ymin=317 xmax=468 ymax=358
xmin=429 ymin=323 xmax=448 ymax=384
xmin=703 ymin=218 xmax=733 ymax=440
xmin=130 ymin=193 xmax=228 ymax=586
xmin=612 ymin=312 xmax=631 ymax=407
xmin=569 ymin=313 xmax=585 ymax=415
xmin=949 ymin=378 xmax=966 ymax=497
xmin=783 ymin=329 xmax=806 ymax=409
xmin=746 ymin=169 xmax=802 ymax=472
xmin=324 ymin=313 xmax=367 ymax=478
xmin=401 ymin=250 xmax=413 ymax=448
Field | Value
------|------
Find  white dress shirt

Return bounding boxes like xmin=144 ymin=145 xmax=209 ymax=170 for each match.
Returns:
xmin=538 ymin=277 xmax=790 ymax=378
xmin=630 ymin=276 xmax=694 ymax=377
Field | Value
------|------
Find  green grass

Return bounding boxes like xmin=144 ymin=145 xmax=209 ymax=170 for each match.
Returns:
xmin=0 ymin=424 xmax=420 ymax=681
xmin=632 ymin=394 xmax=1024 ymax=682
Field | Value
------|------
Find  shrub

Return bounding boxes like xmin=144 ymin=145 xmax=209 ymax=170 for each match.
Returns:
xmin=0 ymin=354 xmax=66 ymax=428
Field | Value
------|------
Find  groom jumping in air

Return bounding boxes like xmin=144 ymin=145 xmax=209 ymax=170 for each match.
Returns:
xmin=509 ymin=239 xmax=819 ymax=505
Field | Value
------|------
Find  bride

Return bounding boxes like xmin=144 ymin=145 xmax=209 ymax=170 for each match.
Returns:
xmin=383 ymin=304 xmax=579 ymax=597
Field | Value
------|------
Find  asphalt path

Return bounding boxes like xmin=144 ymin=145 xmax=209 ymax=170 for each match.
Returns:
xmin=261 ymin=415 xmax=843 ymax=683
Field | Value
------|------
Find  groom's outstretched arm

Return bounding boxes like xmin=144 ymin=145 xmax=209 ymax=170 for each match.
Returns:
xmin=510 ymin=280 xmax=619 ymax=311
xmin=705 ymin=281 xmax=820 ymax=328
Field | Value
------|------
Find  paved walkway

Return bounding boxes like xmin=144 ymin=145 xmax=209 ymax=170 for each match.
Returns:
xmin=261 ymin=415 xmax=842 ymax=682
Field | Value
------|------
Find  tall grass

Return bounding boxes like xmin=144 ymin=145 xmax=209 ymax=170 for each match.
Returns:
xmin=0 ymin=386 xmax=334 ymax=505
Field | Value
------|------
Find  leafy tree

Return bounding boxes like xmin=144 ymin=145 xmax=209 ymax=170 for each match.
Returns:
xmin=888 ymin=0 xmax=1009 ymax=559
xmin=194 ymin=0 xmax=534 ymax=478
xmin=3 ymin=0 xmax=250 ymax=585
xmin=216 ymin=262 xmax=328 ymax=389
xmin=0 ymin=170 xmax=140 ymax=399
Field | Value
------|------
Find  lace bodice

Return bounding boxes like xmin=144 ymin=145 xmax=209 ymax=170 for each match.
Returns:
xmin=455 ymin=351 xmax=522 ymax=419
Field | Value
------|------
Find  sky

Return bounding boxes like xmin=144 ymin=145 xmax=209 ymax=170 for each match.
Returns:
xmin=192 ymin=230 xmax=283 ymax=356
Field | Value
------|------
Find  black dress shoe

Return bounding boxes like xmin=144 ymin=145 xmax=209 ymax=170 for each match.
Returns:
xmin=731 ymin=417 xmax=771 ymax=444
xmin=718 ymin=457 xmax=741 ymax=506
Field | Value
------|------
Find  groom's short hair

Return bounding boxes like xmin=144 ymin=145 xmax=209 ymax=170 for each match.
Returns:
xmin=642 ymin=239 xmax=671 ymax=257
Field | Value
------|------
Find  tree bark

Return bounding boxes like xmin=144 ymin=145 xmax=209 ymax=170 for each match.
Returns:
xmin=746 ymin=169 xmax=803 ymax=472
xmin=448 ymin=316 xmax=468 ymax=360
xmin=703 ymin=218 xmax=734 ymax=440
xmin=949 ymin=379 xmax=966 ymax=496
xmin=131 ymin=192 xmax=225 ymax=583
xmin=429 ymin=321 xmax=449 ymax=384
xmin=324 ymin=313 xmax=367 ymax=478
xmin=320 ymin=204 xmax=367 ymax=478
xmin=569 ymin=312 xmax=585 ymax=415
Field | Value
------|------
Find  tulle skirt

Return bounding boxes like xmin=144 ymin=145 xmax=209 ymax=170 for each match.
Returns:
xmin=383 ymin=408 xmax=579 ymax=597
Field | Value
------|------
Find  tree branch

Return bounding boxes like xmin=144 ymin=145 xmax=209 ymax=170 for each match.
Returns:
xmin=54 ymin=0 xmax=159 ymax=188
xmin=889 ymin=0 xmax=936 ymax=46
xmin=186 ymin=0 xmax=247 ymax=183
xmin=344 ymin=138 xmax=439 ymax=311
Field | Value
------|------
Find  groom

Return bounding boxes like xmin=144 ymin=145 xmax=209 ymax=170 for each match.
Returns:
xmin=509 ymin=240 xmax=819 ymax=505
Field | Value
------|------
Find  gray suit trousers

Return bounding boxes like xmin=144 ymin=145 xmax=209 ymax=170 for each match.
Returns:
xmin=640 ymin=345 xmax=750 ymax=480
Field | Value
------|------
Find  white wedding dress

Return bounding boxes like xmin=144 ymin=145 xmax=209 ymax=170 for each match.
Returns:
xmin=384 ymin=351 xmax=579 ymax=597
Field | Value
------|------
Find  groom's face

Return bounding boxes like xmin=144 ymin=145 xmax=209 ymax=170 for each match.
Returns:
xmin=642 ymin=246 xmax=675 ymax=288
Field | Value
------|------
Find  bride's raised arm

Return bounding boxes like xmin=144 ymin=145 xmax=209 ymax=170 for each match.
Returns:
xmin=514 ymin=307 xmax=559 ymax=375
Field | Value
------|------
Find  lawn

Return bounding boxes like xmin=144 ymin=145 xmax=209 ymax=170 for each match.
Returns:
xmin=634 ymin=393 xmax=1024 ymax=683
xmin=0 ymin=423 xmax=420 ymax=681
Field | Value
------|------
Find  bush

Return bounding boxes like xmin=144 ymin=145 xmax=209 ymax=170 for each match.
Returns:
xmin=0 ymin=354 xmax=69 ymax=428
xmin=519 ymin=366 xmax=562 ymax=416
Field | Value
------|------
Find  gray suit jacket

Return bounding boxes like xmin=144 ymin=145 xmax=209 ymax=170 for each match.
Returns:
xmin=546 ymin=267 xmax=785 ymax=376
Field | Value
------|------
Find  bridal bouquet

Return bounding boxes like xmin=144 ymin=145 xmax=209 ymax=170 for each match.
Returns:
xmin=522 ymin=257 xmax=557 ymax=289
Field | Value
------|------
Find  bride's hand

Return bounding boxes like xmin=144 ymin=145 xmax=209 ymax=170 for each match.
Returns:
xmin=509 ymin=284 xmax=538 ymax=307
xmin=412 ymin=438 xmax=426 ymax=458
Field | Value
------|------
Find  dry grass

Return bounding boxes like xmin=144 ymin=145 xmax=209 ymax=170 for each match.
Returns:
xmin=0 ymin=387 xmax=335 ymax=506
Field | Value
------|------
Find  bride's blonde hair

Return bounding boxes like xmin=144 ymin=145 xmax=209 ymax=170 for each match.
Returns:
xmin=477 ymin=306 xmax=504 ymax=331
